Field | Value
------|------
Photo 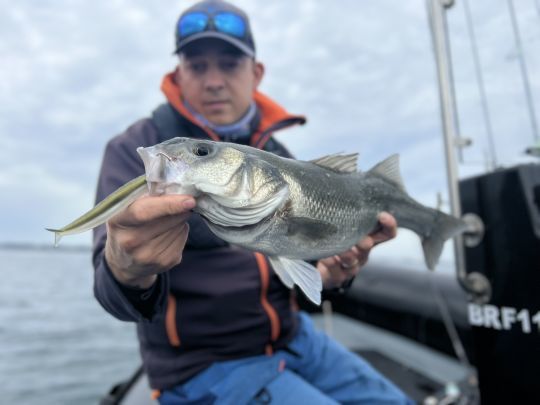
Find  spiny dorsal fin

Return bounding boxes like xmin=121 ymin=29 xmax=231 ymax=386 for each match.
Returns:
xmin=368 ymin=154 xmax=405 ymax=191
xmin=309 ymin=153 xmax=358 ymax=173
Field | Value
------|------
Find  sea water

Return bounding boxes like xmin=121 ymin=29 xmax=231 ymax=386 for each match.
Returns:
xmin=0 ymin=248 xmax=140 ymax=404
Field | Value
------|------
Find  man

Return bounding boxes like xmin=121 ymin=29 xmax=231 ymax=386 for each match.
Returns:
xmin=93 ymin=1 xmax=412 ymax=403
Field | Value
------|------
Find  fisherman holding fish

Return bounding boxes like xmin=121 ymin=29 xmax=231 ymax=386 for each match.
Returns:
xmin=88 ymin=1 xmax=414 ymax=403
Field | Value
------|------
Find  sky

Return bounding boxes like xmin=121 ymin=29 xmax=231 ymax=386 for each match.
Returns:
xmin=1 ymin=0 xmax=539 ymax=268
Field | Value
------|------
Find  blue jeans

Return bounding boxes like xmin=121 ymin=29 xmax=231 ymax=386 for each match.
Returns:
xmin=159 ymin=312 xmax=414 ymax=404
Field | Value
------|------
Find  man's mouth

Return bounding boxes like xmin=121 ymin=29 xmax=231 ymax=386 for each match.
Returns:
xmin=203 ymin=100 xmax=229 ymax=107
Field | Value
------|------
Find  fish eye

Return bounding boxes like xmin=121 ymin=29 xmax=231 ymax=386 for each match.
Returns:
xmin=192 ymin=143 xmax=212 ymax=157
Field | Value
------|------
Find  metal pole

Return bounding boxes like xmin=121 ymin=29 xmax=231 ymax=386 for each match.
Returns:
xmin=438 ymin=3 xmax=465 ymax=165
xmin=463 ymin=0 xmax=498 ymax=169
xmin=506 ymin=0 xmax=539 ymax=142
xmin=426 ymin=0 xmax=491 ymax=301
xmin=427 ymin=0 xmax=461 ymax=218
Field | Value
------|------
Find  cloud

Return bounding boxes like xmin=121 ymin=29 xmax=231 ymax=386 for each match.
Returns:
xmin=0 ymin=162 xmax=94 ymax=245
xmin=0 ymin=0 xmax=539 ymax=256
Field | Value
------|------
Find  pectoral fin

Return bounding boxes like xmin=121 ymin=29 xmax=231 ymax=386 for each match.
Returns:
xmin=287 ymin=217 xmax=338 ymax=239
xmin=268 ymin=256 xmax=322 ymax=305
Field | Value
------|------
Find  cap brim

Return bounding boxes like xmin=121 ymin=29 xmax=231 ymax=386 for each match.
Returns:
xmin=175 ymin=32 xmax=255 ymax=58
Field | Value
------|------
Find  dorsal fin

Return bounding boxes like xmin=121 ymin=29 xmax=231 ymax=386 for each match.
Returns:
xmin=309 ymin=153 xmax=358 ymax=173
xmin=368 ymin=154 xmax=405 ymax=191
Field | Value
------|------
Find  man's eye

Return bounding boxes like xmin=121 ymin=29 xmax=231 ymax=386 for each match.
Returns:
xmin=220 ymin=60 xmax=239 ymax=71
xmin=190 ymin=63 xmax=206 ymax=73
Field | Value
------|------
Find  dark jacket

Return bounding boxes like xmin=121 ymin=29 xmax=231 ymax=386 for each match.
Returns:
xmin=92 ymin=72 xmax=306 ymax=390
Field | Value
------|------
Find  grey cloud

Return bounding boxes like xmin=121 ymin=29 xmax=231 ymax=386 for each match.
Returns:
xmin=0 ymin=0 xmax=538 ymax=252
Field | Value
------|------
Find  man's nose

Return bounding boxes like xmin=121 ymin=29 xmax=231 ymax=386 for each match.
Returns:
xmin=204 ymin=66 xmax=225 ymax=92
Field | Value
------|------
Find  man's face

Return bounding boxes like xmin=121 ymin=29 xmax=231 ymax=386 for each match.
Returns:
xmin=176 ymin=39 xmax=264 ymax=126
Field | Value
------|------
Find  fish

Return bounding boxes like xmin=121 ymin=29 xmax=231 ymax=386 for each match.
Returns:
xmin=47 ymin=137 xmax=467 ymax=305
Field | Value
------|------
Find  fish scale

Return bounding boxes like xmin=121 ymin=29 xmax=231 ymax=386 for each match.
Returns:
xmin=272 ymin=170 xmax=381 ymax=259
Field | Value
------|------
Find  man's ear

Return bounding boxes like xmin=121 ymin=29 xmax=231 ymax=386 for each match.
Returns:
xmin=253 ymin=61 xmax=265 ymax=89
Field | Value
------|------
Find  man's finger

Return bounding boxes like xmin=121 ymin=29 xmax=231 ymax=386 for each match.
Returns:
xmin=357 ymin=237 xmax=374 ymax=251
xmin=130 ymin=223 xmax=189 ymax=270
xmin=119 ymin=195 xmax=196 ymax=225
xmin=378 ymin=211 xmax=397 ymax=230
xmin=370 ymin=212 xmax=397 ymax=243
xmin=136 ymin=213 xmax=192 ymax=241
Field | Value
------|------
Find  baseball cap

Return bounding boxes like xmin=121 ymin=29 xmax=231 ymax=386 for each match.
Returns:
xmin=174 ymin=0 xmax=256 ymax=57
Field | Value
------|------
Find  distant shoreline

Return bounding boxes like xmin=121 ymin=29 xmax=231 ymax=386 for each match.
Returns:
xmin=0 ymin=242 xmax=91 ymax=252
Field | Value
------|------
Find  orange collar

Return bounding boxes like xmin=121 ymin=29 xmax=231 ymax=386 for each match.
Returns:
xmin=160 ymin=71 xmax=306 ymax=148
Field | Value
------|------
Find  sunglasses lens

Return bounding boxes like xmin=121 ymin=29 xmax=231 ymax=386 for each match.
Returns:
xmin=179 ymin=12 xmax=209 ymax=37
xmin=214 ymin=12 xmax=246 ymax=38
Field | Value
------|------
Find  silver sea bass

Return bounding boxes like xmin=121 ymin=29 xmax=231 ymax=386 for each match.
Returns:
xmin=48 ymin=137 xmax=467 ymax=305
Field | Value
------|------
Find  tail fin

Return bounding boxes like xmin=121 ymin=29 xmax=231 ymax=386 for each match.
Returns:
xmin=422 ymin=212 xmax=467 ymax=270
xmin=369 ymin=154 xmax=467 ymax=270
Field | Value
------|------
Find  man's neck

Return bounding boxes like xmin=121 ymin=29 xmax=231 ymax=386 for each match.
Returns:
xmin=183 ymin=100 xmax=259 ymax=142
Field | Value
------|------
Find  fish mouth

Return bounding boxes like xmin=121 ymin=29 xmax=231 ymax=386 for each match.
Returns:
xmin=156 ymin=151 xmax=173 ymax=161
xmin=137 ymin=146 xmax=192 ymax=194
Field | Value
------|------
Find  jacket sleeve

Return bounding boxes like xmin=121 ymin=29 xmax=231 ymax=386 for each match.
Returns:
xmin=92 ymin=119 xmax=169 ymax=322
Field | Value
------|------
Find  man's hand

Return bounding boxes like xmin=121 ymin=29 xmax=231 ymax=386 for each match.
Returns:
xmin=317 ymin=212 xmax=397 ymax=289
xmin=105 ymin=194 xmax=196 ymax=289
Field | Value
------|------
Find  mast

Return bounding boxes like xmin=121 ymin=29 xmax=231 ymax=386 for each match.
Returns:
xmin=506 ymin=0 xmax=539 ymax=142
xmin=426 ymin=0 xmax=490 ymax=301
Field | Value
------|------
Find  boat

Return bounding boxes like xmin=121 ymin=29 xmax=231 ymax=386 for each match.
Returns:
xmin=99 ymin=1 xmax=540 ymax=403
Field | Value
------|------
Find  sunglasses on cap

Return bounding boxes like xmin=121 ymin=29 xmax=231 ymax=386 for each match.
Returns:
xmin=178 ymin=11 xmax=247 ymax=39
